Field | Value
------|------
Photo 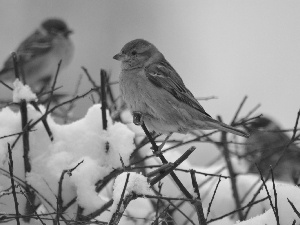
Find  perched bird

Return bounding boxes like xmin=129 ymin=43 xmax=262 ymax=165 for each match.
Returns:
xmin=0 ymin=18 xmax=74 ymax=92
xmin=244 ymin=117 xmax=300 ymax=183
xmin=113 ymin=39 xmax=249 ymax=147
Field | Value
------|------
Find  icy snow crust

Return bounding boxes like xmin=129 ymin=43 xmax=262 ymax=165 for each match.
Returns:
xmin=12 ymin=79 xmax=37 ymax=102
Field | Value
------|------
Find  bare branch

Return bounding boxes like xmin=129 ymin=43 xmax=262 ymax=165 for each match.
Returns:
xmin=7 ymin=143 xmax=21 ymax=225
xmin=206 ymin=176 xmax=222 ymax=219
xmin=287 ymin=198 xmax=300 ymax=219
xmin=231 ymin=95 xmax=247 ymax=125
xmin=109 ymin=173 xmax=131 ymax=225
xmin=45 ymin=60 xmax=62 ymax=113
xmin=207 ymin=197 xmax=268 ymax=224
xmin=101 ymin=69 xmax=108 ymax=130
xmin=190 ymin=169 xmax=207 ymax=225
xmin=149 ymin=147 xmax=195 ymax=186
xmin=219 ymin=123 xmax=243 ymax=220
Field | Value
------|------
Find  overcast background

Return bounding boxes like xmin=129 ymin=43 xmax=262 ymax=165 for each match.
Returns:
xmin=0 ymin=0 xmax=299 ymax=165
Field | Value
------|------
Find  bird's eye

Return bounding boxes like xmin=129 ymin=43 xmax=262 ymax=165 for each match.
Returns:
xmin=131 ymin=50 xmax=137 ymax=55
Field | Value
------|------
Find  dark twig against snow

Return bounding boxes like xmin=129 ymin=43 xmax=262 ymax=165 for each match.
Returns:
xmin=7 ymin=144 xmax=21 ymax=225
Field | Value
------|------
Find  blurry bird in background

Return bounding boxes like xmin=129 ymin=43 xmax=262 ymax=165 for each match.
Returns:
xmin=0 ymin=18 xmax=74 ymax=93
xmin=113 ymin=39 xmax=249 ymax=150
xmin=244 ymin=117 xmax=300 ymax=184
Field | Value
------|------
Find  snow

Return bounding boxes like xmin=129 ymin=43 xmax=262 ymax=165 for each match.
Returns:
xmin=69 ymin=157 xmax=111 ymax=212
xmin=0 ymin=104 xmax=135 ymax=215
xmin=12 ymin=79 xmax=37 ymax=102
xmin=109 ymin=172 xmax=152 ymax=219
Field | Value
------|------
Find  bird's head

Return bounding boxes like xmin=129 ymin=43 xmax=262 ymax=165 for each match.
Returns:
xmin=248 ymin=117 xmax=280 ymax=131
xmin=41 ymin=18 xmax=73 ymax=38
xmin=113 ymin=39 xmax=162 ymax=70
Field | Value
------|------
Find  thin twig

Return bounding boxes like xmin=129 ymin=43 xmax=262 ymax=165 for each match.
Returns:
xmin=175 ymin=168 xmax=230 ymax=179
xmin=206 ymin=176 xmax=222 ymax=219
xmin=11 ymin=52 xmax=20 ymax=80
xmin=81 ymin=66 xmax=99 ymax=90
xmin=151 ymin=188 xmax=197 ymax=225
xmin=101 ymin=69 xmax=108 ymax=130
xmin=7 ymin=143 xmax=21 ymax=225
xmin=141 ymin=123 xmax=192 ymax=198
xmin=36 ymin=86 xmax=63 ymax=99
xmin=231 ymin=95 xmax=247 ymax=125
xmin=152 ymin=204 xmax=170 ymax=225
xmin=155 ymin=182 xmax=163 ymax=220
xmin=95 ymin=169 xmax=123 ymax=193
xmin=0 ymin=129 xmax=35 ymax=140
xmin=256 ymin=165 xmax=277 ymax=223
xmin=207 ymin=197 xmax=268 ymax=224
xmin=0 ymin=168 xmax=56 ymax=212
xmin=196 ymin=96 xmax=218 ymax=101
xmin=243 ymin=103 xmax=261 ymax=120
xmin=135 ymin=193 xmax=196 ymax=202
xmin=149 ymin=147 xmax=195 ymax=186
xmin=63 ymin=74 xmax=83 ymax=123
xmin=109 ymin=173 xmax=131 ymax=225
xmin=19 ymin=188 xmax=46 ymax=225
xmin=219 ymin=124 xmax=243 ymax=220
xmin=0 ymin=80 xmax=13 ymax=90
xmin=29 ymin=87 xmax=97 ymax=129
xmin=46 ymin=60 xmax=62 ymax=113
xmin=132 ymin=131 xmax=218 ymax=166
xmin=170 ymin=167 xmax=226 ymax=214
xmin=85 ymin=199 xmax=113 ymax=220
xmin=106 ymin=73 xmax=117 ymax=112
xmin=270 ymin=166 xmax=280 ymax=225
xmin=56 ymin=160 xmax=84 ymax=224
xmin=190 ymin=169 xmax=207 ymax=225
xmin=30 ymin=101 xmax=53 ymax=141
xmin=287 ymin=198 xmax=300 ymax=219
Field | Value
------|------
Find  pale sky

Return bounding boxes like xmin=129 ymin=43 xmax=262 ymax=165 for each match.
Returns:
xmin=0 ymin=0 xmax=299 ymax=131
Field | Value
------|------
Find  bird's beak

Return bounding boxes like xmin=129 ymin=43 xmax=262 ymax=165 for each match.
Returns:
xmin=113 ymin=53 xmax=125 ymax=61
xmin=64 ymin=29 xmax=73 ymax=37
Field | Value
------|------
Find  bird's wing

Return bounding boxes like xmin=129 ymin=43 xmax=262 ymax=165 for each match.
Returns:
xmin=145 ymin=59 xmax=212 ymax=118
xmin=0 ymin=30 xmax=53 ymax=74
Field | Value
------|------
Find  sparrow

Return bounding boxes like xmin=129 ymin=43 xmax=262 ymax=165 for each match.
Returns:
xmin=0 ymin=18 xmax=74 ymax=92
xmin=113 ymin=39 xmax=249 ymax=147
xmin=244 ymin=117 xmax=300 ymax=183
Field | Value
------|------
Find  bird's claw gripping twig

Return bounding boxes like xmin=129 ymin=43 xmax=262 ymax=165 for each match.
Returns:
xmin=133 ymin=111 xmax=144 ymax=126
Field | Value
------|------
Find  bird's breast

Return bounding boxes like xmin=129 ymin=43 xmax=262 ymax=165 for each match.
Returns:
xmin=119 ymin=69 xmax=151 ymax=113
xmin=52 ymin=36 xmax=74 ymax=69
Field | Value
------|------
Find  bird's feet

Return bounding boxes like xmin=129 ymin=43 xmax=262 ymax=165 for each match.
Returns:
xmin=133 ymin=111 xmax=144 ymax=126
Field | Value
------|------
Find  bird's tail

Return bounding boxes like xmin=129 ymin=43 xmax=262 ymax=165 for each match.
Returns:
xmin=207 ymin=120 xmax=250 ymax=138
